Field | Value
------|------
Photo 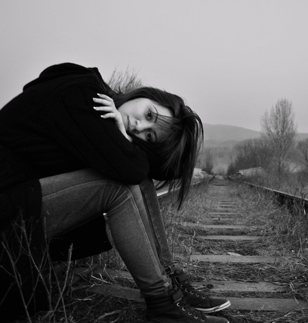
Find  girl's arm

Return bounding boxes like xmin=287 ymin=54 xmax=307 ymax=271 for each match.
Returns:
xmin=47 ymin=83 xmax=149 ymax=184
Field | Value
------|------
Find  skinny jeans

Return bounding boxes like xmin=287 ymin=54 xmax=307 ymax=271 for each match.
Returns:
xmin=39 ymin=168 xmax=174 ymax=296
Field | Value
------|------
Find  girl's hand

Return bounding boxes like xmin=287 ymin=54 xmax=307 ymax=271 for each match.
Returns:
xmin=93 ymin=94 xmax=132 ymax=142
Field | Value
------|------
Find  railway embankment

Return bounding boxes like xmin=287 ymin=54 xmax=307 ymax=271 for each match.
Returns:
xmin=59 ymin=176 xmax=308 ymax=323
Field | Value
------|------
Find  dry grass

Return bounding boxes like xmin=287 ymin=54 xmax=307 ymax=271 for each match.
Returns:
xmin=159 ymin=181 xmax=308 ymax=323
xmin=13 ymin=180 xmax=308 ymax=322
xmin=235 ymin=183 xmax=308 ymax=306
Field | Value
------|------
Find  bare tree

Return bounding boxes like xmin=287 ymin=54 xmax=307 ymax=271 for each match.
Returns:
xmin=261 ymin=98 xmax=297 ymax=177
xmin=202 ymin=148 xmax=214 ymax=174
xmin=196 ymin=147 xmax=214 ymax=174
xmin=108 ymin=68 xmax=143 ymax=93
xmin=298 ymin=138 xmax=308 ymax=170
xmin=227 ymin=138 xmax=271 ymax=174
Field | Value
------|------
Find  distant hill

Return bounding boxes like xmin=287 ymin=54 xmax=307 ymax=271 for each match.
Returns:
xmin=203 ymin=123 xmax=308 ymax=143
xmin=297 ymin=133 xmax=308 ymax=140
xmin=203 ymin=124 xmax=260 ymax=143
xmin=199 ymin=123 xmax=308 ymax=174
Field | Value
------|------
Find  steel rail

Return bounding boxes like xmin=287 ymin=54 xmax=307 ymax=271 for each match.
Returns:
xmin=229 ymin=177 xmax=308 ymax=213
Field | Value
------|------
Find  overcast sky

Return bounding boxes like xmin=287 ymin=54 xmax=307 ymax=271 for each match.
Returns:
xmin=1 ymin=0 xmax=308 ymax=132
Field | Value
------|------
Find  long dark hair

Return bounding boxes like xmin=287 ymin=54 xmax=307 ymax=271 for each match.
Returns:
xmin=113 ymin=87 xmax=204 ymax=209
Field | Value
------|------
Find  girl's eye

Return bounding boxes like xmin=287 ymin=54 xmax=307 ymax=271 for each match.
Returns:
xmin=147 ymin=110 xmax=152 ymax=120
xmin=147 ymin=131 xmax=153 ymax=142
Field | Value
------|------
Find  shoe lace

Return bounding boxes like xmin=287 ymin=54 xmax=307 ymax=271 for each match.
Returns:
xmin=169 ymin=286 xmax=207 ymax=321
xmin=176 ymin=298 xmax=208 ymax=322
xmin=183 ymin=285 xmax=209 ymax=299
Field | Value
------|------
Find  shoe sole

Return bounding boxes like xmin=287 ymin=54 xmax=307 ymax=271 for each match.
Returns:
xmin=195 ymin=300 xmax=231 ymax=313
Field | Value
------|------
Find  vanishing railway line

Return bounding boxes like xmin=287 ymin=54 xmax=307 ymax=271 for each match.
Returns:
xmin=74 ymin=176 xmax=308 ymax=323
xmin=180 ymin=177 xmax=307 ymax=321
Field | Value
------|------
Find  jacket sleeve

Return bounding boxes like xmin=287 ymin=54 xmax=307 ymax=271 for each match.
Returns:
xmin=47 ymin=81 xmax=149 ymax=184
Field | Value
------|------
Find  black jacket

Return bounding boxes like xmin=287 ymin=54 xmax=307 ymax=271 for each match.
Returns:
xmin=0 ymin=62 xmax=154 ymax=258
xmin=0 ymin=63 xmax=164 ymax=321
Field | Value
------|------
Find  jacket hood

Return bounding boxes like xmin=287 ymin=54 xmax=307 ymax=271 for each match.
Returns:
xmin=23 ymin=63 xmax=106 ymax=91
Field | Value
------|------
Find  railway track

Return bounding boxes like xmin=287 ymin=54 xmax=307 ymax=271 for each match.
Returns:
xmin=74 ymin=176 xmax=308 ymax=322
xmin=182 ymin=176 xmax=308 ymax=322
xmin=232 ymin=179 xmax=308 ymax=214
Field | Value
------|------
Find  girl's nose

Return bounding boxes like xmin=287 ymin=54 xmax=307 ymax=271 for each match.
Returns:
xmin=135 ymin=119 xmax=149 ymax=133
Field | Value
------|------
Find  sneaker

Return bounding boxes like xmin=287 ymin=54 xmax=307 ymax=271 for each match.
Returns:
xmin=145 ymin=287 xmax=230 ymax=323
xmin=169 ymin=269 xmax=231 ymax=313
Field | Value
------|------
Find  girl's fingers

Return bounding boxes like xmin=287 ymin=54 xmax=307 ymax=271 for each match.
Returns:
xmin=93 ymin=94 xmax=119 ymax=121
xmin=97 ymin=93 xmax=110 ymax=97
xmin=97 ymin=93 xmax=113 ymax=101
xmin=100 ymin=112 xmax=116 ymax=119
xmin=93 ymin=97 xmax=113 ymax=104
xmin=93 ymin=106 xmax=113 ymax=111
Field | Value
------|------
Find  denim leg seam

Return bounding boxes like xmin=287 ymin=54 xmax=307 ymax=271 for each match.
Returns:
xmin=105 ymin=187 xmax=169 ymax=294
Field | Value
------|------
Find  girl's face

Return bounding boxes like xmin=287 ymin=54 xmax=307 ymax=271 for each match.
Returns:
xmin=118 ymin=98 xmax=172 ymax=143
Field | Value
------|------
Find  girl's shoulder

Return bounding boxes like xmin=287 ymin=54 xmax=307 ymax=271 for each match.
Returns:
xmin=23 ymin=63 xmax=111 ymax=93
